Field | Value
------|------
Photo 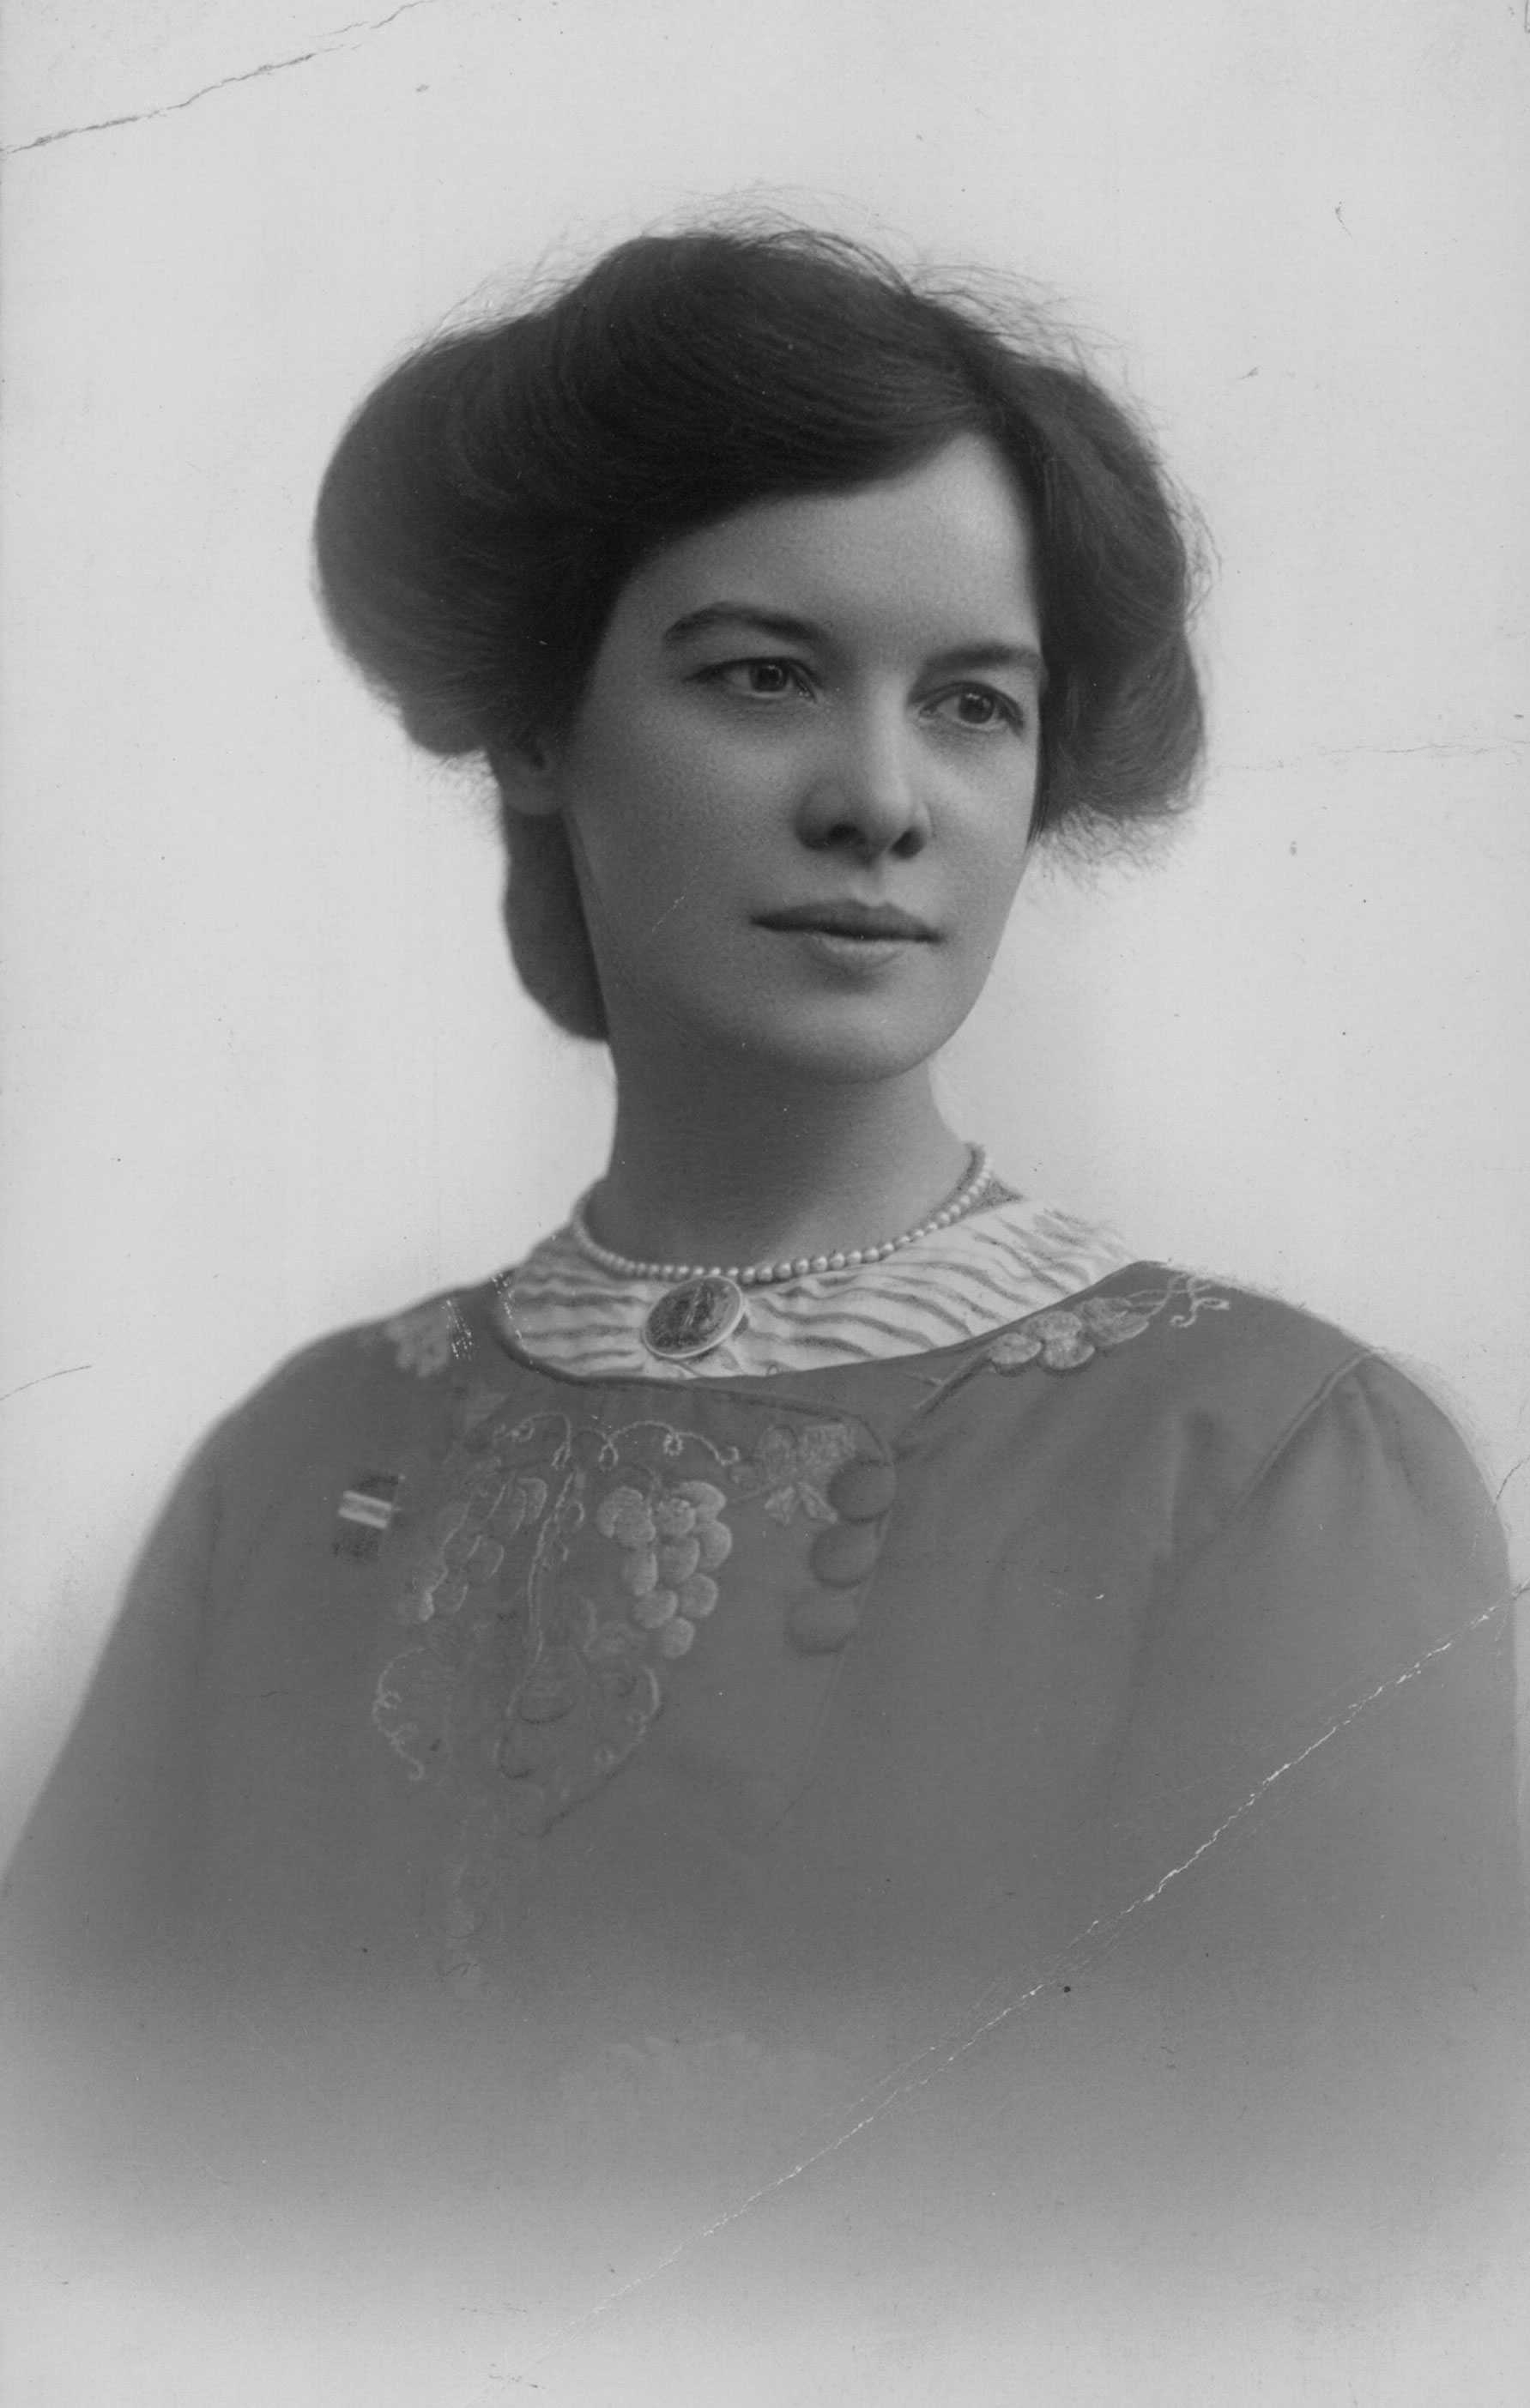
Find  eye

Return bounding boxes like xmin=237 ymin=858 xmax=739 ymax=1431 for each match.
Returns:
xmin=703 ymin=658 xmax=813 ymax=701
xmin=925 ymin=684 xmax=1026 ymax=735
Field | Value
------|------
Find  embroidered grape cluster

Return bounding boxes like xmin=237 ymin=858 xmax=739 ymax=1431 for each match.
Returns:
xmin=595 ymin=1478 xmax=733 ymax=1658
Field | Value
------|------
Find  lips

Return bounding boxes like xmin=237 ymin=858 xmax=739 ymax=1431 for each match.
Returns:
xmin=754 ymin=901 xmax=936 ymax=941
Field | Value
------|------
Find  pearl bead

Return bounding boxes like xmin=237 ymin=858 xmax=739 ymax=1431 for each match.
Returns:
xmin=565 ymin=1147 xmax=991 ymax=1290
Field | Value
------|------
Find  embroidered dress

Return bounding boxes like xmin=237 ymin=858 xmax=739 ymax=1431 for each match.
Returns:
xmin=4 ymin=1219 xmax=1524 ymax=2380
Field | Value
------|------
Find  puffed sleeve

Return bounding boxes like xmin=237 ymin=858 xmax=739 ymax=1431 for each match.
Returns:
xmin=0 ymin=1422 xmax=225 ymax=1989
xmin=705 ymin=1355 xmax=1528 ymax=2337
xmin=1100 ymin=1351 xmax=1523 ymax=2027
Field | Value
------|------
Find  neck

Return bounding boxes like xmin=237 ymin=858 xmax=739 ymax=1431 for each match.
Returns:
xmin=587 ymin=1042 xmax=971 ymax=1272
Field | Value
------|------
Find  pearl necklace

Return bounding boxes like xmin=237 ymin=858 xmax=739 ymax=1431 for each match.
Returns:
xmin=569 ymin=1147 xmax=994 ymax=1362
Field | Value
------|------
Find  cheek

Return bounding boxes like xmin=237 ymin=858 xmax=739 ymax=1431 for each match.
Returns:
xmin=960 ymin=802 xmax=1036 ymax=911
xmin=571 ymin=707 xmax=726 ymax=846
xmin=948 ymin=855 xmax=1031 ymax=991
xmin=561 ymin=745 xmax=747 ymax=970
xmin=585 ymin=760 xmax=777 ymax=930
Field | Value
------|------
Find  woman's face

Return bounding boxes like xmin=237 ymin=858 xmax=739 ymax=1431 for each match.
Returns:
xmin=519 ymin=433 xmax=1043 ymax=1082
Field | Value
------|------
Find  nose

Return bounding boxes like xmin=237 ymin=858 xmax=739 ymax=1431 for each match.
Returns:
xmin=794 ymin=705 xmax=931 ymax=862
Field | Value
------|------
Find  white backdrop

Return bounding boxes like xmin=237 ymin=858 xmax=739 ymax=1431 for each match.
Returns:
xmin=3 ymin=0 xmax=1527 ymax=1848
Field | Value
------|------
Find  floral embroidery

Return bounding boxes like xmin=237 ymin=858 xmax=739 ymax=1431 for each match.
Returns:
xmin=729 ymin=1421 xmax=860 ymax=1522
xmin=369 ymin=1400 xmax=879 ymax=1985
xmin=988 ymin=1277 xmax=1228 ymax=1375
xmin=372 ymin=1407 xmax=862 ymax=1836
xmin=385 ymin=1297 xmax=470 ymax=1379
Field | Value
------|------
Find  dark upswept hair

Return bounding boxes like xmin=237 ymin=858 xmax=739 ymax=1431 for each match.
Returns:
xmin=314 ymin=224 xmax=1205 ymax=1040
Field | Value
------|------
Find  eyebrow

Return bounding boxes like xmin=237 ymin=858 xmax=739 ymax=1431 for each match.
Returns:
xmin=662 ymin=603 xmax=1046 ymax=688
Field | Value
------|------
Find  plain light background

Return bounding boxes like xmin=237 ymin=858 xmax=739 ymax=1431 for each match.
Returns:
xmin=2 ymin=0 xmax=1527 ymax=1857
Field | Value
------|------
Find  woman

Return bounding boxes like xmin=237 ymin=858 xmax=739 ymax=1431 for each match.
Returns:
xmin=6 ymin=225 xmax=1523 ymax=2375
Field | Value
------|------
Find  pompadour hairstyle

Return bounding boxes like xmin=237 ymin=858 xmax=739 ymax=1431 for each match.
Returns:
xmin=315 ymin=225 xmax=1205 ymax=1039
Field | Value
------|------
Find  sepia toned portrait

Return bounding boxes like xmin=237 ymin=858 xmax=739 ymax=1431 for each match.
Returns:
xmin=3 ymin=3 xmax=1527 ymax=2399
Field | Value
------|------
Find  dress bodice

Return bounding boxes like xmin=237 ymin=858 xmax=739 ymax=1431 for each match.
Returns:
xmin=4 ymin=1252 xmax=1523 ymax=2393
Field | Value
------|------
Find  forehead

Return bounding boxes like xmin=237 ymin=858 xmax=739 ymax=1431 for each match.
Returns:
xmin=618 ymin=434 xmax=1041 ymax=647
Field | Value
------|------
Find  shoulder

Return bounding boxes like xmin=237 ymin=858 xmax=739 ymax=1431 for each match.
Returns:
xmin=196 ymin=1277 xmax=515 ymax=1487
xmin=984 ymin=1258 xmax=1360 ymax=1392
xmin=967 ymin=1261 xmax=1499 ymax=1569
xmin=245 ymin=1277 xmax=507 ymax=1393
xmin=978 ymin=1259 xmax=1368 ymax=1443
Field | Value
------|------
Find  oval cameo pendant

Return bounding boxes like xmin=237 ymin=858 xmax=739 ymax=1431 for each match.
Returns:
xmin=643 ymin=1275 xmax=747 ymax=1363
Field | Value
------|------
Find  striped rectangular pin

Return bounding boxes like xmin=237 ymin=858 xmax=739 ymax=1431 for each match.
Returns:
xmin=333 ymin=1471 xmax=403 ymax=1561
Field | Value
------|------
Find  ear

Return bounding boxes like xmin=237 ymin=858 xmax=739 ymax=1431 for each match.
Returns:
xmin=489 ymin=739 xmax=562 ymax=821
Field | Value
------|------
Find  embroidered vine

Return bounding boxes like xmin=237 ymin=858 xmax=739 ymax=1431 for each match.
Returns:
xmin=368 ymin=1403 xmax=870 ymax=1988
xmin=372 ymin=1411 xmax=862 ymax=1810
xmin=987 ymin=1275 xmax=1229 ymax=1375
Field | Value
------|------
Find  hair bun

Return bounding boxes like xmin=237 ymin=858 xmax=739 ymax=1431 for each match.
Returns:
xmin=499 ymin=812 xmax=607 ymax=1042
xmin=397 ymin=693 xmax=485 ymax=760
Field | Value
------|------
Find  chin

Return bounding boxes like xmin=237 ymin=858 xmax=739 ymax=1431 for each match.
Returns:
xmin=714 ymin=996 xmax=971 ymax=1085
xmin=610 ymin=963 xmax=981 ymax=1083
